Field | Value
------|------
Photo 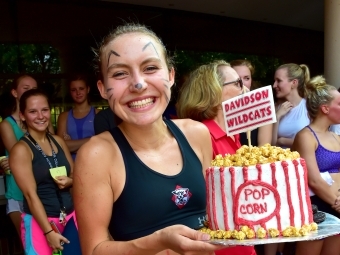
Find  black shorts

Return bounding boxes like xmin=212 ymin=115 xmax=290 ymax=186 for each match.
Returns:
xmin=310 ymin=195 xmax=340 ymax=218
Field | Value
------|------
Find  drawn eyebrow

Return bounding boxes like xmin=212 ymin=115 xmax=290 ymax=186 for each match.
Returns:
xmin=163 ymin=91 xmax=170 ymax=104
xmin=108 ymin=93 xmax=114 ymax=100
xmin=163 ymin=84 xmax=169 ymax=89
xmin=106 ymin=88 xmax=113 ymax=93
xmin=161 ymin=78 xmax=170 ymax=82
xmin=107 ymin=50 xmax=121 ymax=67
xmin=142 ymin=42 xmax=159 ymax=57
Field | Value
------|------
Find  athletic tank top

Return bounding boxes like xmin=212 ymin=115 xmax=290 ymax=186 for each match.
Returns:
xmin=66 ymin=106 xmax=96 ymax=159
xmin=21 ymin=134 xmax=73 ymax=217
xmin=4 ymin=116 xmax=24 ymax=201
xmin=109 ymin=119 xmax=207 ymax=241
xmin=306 ymin=126 xmax=340 ymax=174
xmin=277 ymin=99 xmax=309 ymax=145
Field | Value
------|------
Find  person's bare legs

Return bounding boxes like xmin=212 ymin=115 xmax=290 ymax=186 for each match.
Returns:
xmin=264 ymin=243 xmax=279 ymax=255
xmin=295 ymin=240 xmax=323 ymax=255
xmin=8 ymin=211 xmax=22 ymax=239
xmin=278 ymin=243 xmax=285 ymax=254
xmin=320 ymin=235 xmax=340 ymax=255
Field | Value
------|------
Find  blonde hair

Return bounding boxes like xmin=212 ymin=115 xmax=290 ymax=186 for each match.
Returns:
xmin=176 ymin=60 xmax=230 ymax=121
xmin=305 ymin=75 xmax=337 ymax=120
xmin=276 ymin=63 xmax=310 ymax=97
xmin=230 ymin=59 xmax=255 ymax=76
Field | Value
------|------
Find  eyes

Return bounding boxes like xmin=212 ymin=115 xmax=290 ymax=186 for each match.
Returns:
xmin=110 ymin=65 xmax=160 ymax=79
xmin=27 ymin=108 xmax=50 ymax=114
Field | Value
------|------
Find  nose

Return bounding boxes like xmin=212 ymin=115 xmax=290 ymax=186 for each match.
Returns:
xmin=130 ymin=76 xmax=147 ymax=92
xmin=37 ymin=111 xmax=44 ymax=119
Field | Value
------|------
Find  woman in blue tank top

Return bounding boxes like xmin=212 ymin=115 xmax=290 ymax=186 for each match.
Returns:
xmin=72 ymin=23 xmax=225 ymax=255
xmin=293 ymin=76 xmax=340 ymax=255
xmin=57 ymin=74 xmax=99 ymax=160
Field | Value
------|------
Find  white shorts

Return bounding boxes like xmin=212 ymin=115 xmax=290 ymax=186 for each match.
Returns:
xmin=6 ymin=199 xmax=23 ymax=214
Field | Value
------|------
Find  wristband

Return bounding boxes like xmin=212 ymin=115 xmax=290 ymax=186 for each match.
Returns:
xmin=44 ymin=229 xmax=54 ymax=236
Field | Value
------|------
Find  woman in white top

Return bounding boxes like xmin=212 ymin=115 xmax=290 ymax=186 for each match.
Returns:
xmin=272 ymin=63 xmax=310 ymax=148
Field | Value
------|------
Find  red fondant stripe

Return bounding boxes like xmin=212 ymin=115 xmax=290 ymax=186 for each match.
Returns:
xmin=270 ymin=163 xmax=281 ymax=231
xmin=282 ymin=161 xmax=295 ymax=226
xmin=243 ymin=167 xmax=248 ymax=182
xmin=206 ymin=168 xmax=212 ymax=229
xmin=230 ymin=167 xmax=237 ymax=229
xmin=300 ymin=158 xmax=314 ymax=223
xmin=220 ymin=167 xmax=229 ymax=229
xmin=293 ymin=160 xmax=305 ymax=225
xmin=256 ymin=164 xmax=262 ymax=180
xmin=211 ymin=168 xmax=219 ymax=230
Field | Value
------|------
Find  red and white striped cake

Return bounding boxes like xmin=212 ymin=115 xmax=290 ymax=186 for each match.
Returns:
xmin=206 ymin=158 xmax=313 ymax=234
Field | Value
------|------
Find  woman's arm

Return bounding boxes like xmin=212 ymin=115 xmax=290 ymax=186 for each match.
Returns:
xmin=272 ymin=101 xmax=293 ymax=146
xmin=258 ymin=124 xmax=273 ymax=146
xmin=73 ymin=133 xmax=218 ymax=255
xmin=57 ymin=111 xmax=90 ymax=153
xmin=9 ymin=141 xmax=69 ymax=250
xmin=292 ymin=129 xmax=338 ymax=205
xmin=0 ymin=119 xmax=20 ymax=152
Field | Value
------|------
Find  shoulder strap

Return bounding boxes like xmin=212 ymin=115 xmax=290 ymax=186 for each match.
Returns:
xmin=306 ymin=126 xmax=320 ymax=145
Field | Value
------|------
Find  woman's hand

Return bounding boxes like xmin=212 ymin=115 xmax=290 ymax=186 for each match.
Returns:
xmin=332 ymin=196 xmax=340 ymax=212
xmin=155 ymin=225 xmax=224 ymax=255
xmin=54 ymin=176 xmax=73 ymax=189
xmin=63 ymin=132 xmax=71 ymax=141
xmin=46 ymin=231 xmax=70 ymax=251
xmin=276 ymin=101 xmax=293 ymax=120
xmin=0 ymin=157 xmax=9 ymax=172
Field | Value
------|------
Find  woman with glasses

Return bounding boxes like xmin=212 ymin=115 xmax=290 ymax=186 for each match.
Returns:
xmin=230 ymin=59 xmax=272 ymax=146
xmin=177 ymin=60 xmax=256 ymax=255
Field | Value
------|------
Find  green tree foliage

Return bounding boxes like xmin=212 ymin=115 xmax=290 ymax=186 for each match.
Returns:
xmin=0 ymin=44 xmax=61 ymax=74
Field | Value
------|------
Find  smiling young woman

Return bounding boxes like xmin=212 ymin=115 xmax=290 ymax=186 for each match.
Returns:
xmin=9 ymin=89 xmax=75 ymax=254
xmin=72 ymin=23 xmax=227 ymax=255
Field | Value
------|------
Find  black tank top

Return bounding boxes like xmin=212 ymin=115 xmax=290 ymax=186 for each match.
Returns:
xmin=109 ymin=119 xmax=207 ymax=241
xmin=21 ymin=135 xmax=73 ymax=217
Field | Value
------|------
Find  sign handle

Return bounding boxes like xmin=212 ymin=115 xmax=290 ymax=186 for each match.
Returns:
xmin=246 ymin=130 xmax=252 ymax=148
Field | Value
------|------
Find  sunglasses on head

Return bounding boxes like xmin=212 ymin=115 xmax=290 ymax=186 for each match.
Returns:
xmin=223 ymin=78 xmax=243 ymax=89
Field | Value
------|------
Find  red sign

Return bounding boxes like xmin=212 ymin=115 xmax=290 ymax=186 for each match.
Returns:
xmin=234 ymin=181 xmax=281 ymax=226
xmin=222 ymin=86 xmax=276 ymax=136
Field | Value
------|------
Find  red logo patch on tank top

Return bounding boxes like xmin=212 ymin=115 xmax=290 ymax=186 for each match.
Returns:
xmin=171 ymin=185 xmax=192 ymax=209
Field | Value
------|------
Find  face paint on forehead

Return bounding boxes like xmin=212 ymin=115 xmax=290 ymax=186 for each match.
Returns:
xmin=142 ymin=42 xmax=159 ymax=58
xmin=107 ymin=50 xmax=121 ymax=67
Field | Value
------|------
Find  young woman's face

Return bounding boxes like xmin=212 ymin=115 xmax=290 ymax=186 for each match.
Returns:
xmin=232 ymin=65 xmax=252 ymax=90
xmin=69 ymin=80 xmax=89 ymax=104
xmin=13 ymin=76 xmax=38 ymax=100
xmin=98 ymin=32 xmax=175 ymax=126
xmin=219 ymin=65 xmax=243 ymax=102
xmin=273 ymin=68 xmax=294 ymax=99
xmin=21 ymin=95 xmax=50 ymax=132
xmin=327 ymin=90 xmax=340 ymax=124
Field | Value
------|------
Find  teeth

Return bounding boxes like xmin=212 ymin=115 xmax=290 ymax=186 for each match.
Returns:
xmin=129 ymin=98 xmax=154 ymax=108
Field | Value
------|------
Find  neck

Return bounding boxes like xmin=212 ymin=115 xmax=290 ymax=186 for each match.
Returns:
xmin=73 ymin=101 xmax=90 ymax=112
xmin=285 ymin=91 xmax=302 ymax=107
xmin=213 ymin=108 xmax=227 ymax=132
xmin=27 ymin=129 xmax=48 ymax=142
xmin=119 ymin=118 xmax=169 ymax=151
xmin=310 ymin=116 xmax=333 ymax=133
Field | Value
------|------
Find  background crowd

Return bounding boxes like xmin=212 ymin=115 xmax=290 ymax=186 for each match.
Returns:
xmin=0 ymin=23 xmax=339 ymax=255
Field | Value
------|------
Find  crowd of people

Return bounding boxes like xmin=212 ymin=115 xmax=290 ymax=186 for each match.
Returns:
xmin=0 ymin=23 xmax=339 ymax=255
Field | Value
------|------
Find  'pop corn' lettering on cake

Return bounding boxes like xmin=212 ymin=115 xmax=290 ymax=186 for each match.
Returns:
xmin=203 ymin=144 xmax=316 ymax=239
